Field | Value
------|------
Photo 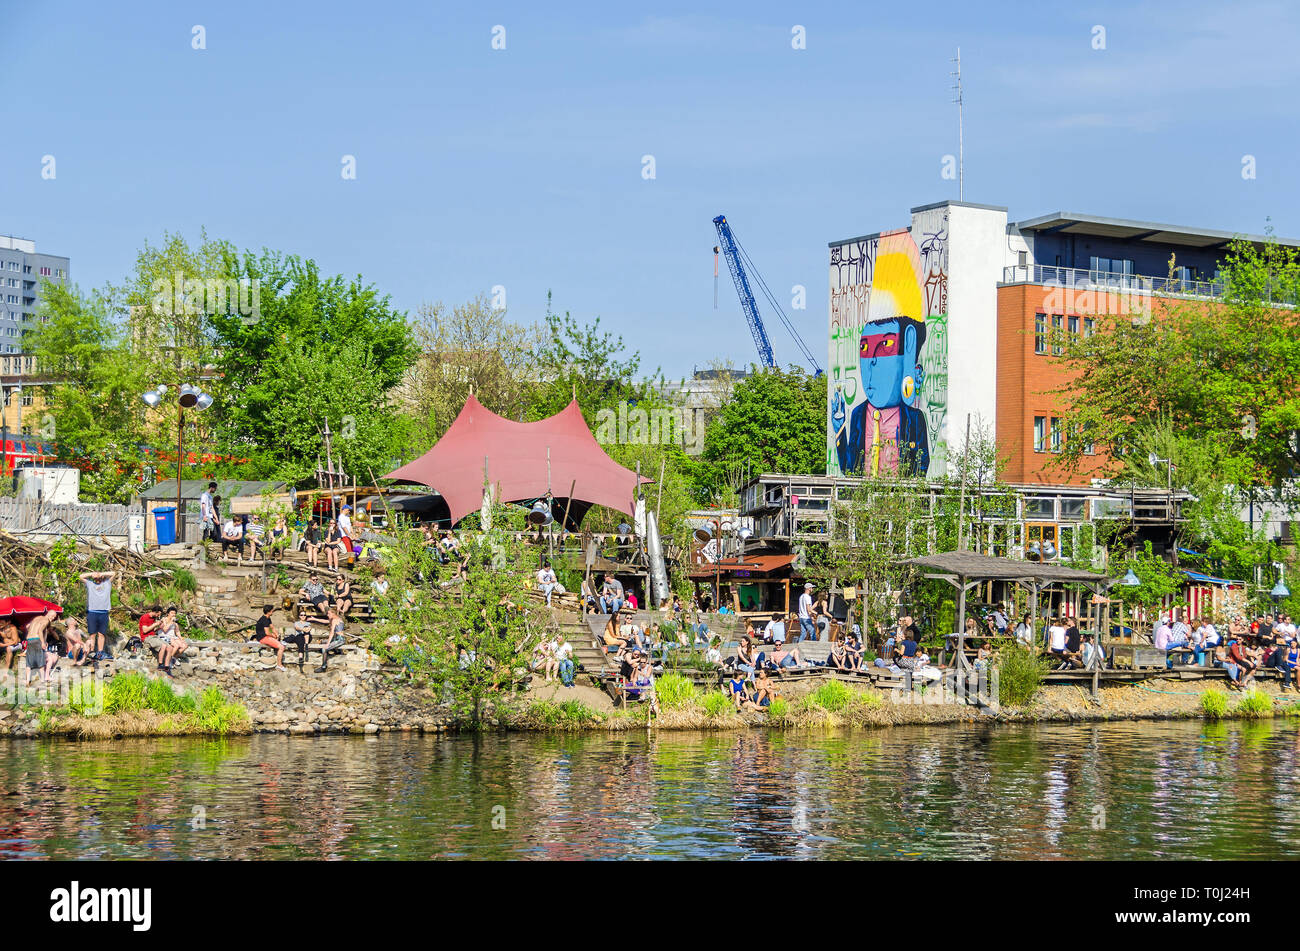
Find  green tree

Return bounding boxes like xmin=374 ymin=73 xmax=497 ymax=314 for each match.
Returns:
xmin=526 ymin=293 xmax=650 ymax=426
xmin=1059 ymin=239 xmax=1300 ymax=490
xmin=371 ymin=506 xmax=552 ymax=726
xmin=26 ymin=283 xmax=149 ymax=502
xmin=401 ymin=295 xmax=542 ymax=446
xmin=700 ymin=367 xmax=827 ymax=494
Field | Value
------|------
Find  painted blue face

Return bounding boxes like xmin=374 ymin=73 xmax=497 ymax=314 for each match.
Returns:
xmin=859 ymin=318 xmax=917 ymax=409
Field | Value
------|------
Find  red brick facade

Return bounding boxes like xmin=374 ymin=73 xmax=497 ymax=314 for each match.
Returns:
xmin=996 ymin=284 xmax=1114 ymax=485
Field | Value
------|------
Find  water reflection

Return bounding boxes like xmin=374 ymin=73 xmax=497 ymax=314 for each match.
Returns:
xmin=1 ymin=720 xmax=1297 ymax=860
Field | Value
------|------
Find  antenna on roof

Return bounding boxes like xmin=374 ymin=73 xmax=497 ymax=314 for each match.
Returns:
xmin=951 ymin=47 xmax=964 ymax=202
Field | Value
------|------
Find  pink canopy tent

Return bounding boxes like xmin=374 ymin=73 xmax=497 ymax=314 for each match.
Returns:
xmin=383 ymin=396 xmax=649 ymax=526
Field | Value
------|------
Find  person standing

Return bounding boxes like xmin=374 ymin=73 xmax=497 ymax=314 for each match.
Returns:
xmin=80 ymin=569 xmax=115 ymax=660
xmin=24 ymin=608 xmax=58 ymax=687
xmin=337 ymin=505 xmax=354 ymax=561
xmin=199 ymin=481 xmax=219 ymax=541
xmin=797 ymin=582 xmax=816 ymax=642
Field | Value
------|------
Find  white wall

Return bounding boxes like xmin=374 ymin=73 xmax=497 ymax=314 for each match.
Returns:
xmin=923 ymin=202 xmax=1009 ymax=461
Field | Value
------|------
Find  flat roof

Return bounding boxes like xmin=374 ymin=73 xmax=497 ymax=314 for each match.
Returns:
xmin=1013 ymin=211 xmax=1300 ymax=249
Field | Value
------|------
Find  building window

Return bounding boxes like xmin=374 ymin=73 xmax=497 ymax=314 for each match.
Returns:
xmin=1059 ymin=497 xmax=1086 ymax=519
xmin=1025 ymin=495 xmax=1055 ymax=518
xmin=1089 ymin=256 xmax=1134 ymax=276
xmin=1018 ymin=250 xmax=1028 ymax=266
xmin=1034 ymin=416 xmax=1047 ymax=453
xmin=39 ymin=266 xmax=50 ymax=276
xmin=1034 ymin=314 xmax=1047 ymax=354
xmin=1083 ymin=317 xmax=1096 ymax=338
xmin=1068 ymin=316 xmax=1079 ymax=340
xmin=20 ymin=391 xmax=32 ymax=407
xmin=1050 ymin=417 xmax=1063 ymax=452
xmin=1051 ymin=316 xmax=1064 ymax=355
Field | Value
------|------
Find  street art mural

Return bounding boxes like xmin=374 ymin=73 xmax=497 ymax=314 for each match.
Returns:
xmin=827 ymin=210 xmax=949 ymax=478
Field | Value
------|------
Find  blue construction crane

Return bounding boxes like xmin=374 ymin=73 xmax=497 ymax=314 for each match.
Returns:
xmin=713 ymin=214 xmax=822 ymax=375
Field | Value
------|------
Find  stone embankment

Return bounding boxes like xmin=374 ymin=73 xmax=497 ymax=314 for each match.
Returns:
xmin=0 ymin=638 xmax=454 ymax=738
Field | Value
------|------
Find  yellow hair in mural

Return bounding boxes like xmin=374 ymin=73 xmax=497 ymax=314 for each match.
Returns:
xmin=868 ymin=231 xmax=925 ymax=323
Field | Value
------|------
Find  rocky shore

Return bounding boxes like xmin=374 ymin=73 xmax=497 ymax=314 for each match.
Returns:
xmin=3 ymin=644 xmax=1295 ymax=739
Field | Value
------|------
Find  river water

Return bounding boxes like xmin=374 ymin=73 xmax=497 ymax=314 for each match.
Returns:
xmin=3 ymin=720 xmax=1297 ymax=860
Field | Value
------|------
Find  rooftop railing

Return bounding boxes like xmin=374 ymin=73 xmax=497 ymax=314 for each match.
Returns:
xmin=1001 ymin=264 xmax=1225 ymax=299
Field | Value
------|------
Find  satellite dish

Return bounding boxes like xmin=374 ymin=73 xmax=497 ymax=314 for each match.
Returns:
xmin=1042 ymin=541 xmax=1058 ymax=560
xmin=693 ymin=525 xmax=714 ymax=543
xmin=738 ymin=527 xmax=753 ymax=541
xmin=1026 ymin=541 xmax=1042 ymax=561
xmin=1147 ymin=452 xmax=1160 ymax=468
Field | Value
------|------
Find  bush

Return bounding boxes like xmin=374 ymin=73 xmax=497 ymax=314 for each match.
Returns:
xmin=147 ymin=677 xmax=196 ymax=715
xmin=808 ymin=679 xmax=853 ymax=712
xmin=1200 ymin=689 xmax=1229 ymax=720
xmin=67 ymin=679 xmax=104 ymax=716
xmin=171 ymin=568 xmax=197 ymax=594
xmin=655 ymin=673 xmax=697 ymax=710
xmin=104 ymin=672 xmax=149 ymax=713
xmin=193 ymin=686 xmax=249 ymax=734
xmin=701 ymin=690 xmax=734 ymax=717
xmin=526 ymin=698 xmax=601 ymax=729
xmin=995 ymin=645 xmax=1050 ymax=708
xmin=1234 ymin=690 xmax=1273 ymax=718
xmin=766 ymin=697 xmax=790 ymax=719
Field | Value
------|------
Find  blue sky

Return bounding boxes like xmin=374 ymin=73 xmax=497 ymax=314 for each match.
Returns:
xmin=4 ymin=0 xmax=1297 ymax=377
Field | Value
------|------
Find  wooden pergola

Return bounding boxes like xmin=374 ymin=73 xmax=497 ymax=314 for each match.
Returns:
xmin=902 ymin=552 xmax=1112 ymax=685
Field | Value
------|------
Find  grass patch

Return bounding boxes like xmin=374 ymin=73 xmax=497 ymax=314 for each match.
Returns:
xmin=1200 ymin=689 xmax=1229 ymax=720
xmin=995 ymin=645 xmax=1050 ymax=708
xmin=104 ymin=672 xmax=150 ymax=714
xmin=766 ymin=697 xmax=790 ymax=720
xmin=148 ymin=677 xmax=197 ymax=715
xmin=807 ymin=679 xmax=854 ymax=713
xmin=701 ymin=690 xmax=734 ymax=718
xmin=67 ymin=679 xmax=104 ymax=716
xmin=523 ymin=698 xmax=603 ymax=730
xmin=655 ymin=673 xmax=697 ymax=711
xmin=1234 ymin=689 xmax=1273 ymax=718
xmin=171 ymin=568 xmax=197 ymax=593
xmin=193 ymin=686 xmax=250 ymax=734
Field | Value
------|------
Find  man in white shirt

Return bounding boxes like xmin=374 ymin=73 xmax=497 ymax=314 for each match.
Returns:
xmin=199 ymin=481 xmax=218 ymax=540
xmin=554 ymin=633 xmax=575 ymax=687
xmin=764 ymin=612 xmax=787 ymax=646
xmin=337 ymin=505 xmax=354 ymax=552
xmin=536 ymin=560 xmax=563 ymax=606
xmin=797 ymin=582 xmax=816 ymax=642
xmin=1047 ymin=617 xmax=1067 ymax=663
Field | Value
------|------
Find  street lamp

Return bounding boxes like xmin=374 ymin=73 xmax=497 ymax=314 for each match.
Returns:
xmin=142 ymin=382 xmax=213 ymax=543
xmin=1271 ymin=578 xmax=1289 ymax=620
xmin=1116 ymin=566 xmax=1141 ymax=642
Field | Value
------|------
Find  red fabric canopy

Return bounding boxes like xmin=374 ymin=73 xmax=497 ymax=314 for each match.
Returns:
xmin=384 ymin=396 xmax=648 ymax=525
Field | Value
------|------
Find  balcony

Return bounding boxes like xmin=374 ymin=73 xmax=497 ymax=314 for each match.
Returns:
xmin=1002 ymin=264 xmax=1225 ymax=300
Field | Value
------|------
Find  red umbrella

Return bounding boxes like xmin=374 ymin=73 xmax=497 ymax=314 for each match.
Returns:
xmin=0 ymin=596 xmax=63 ymax=621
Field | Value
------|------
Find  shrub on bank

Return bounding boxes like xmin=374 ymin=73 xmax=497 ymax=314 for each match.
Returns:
xmin=1200 ymin=689 xmax=1229 ymax=720
xmin=1234 ymin=690 xmax=1273 ymax=718
xmin=522 ymin=698 xmax=602 ymax=730
xmin=105 ymin=672 xmax=150 ymax=714
xmin=808 ymin=680 xmax=853 ymax=713
xmin=655 ymin=673 xmax=698 ymax=711
xmin=995 ymin=645 xmax=1050 ymax=708
xmin=701 ymin=690 xmax=734 ymax=717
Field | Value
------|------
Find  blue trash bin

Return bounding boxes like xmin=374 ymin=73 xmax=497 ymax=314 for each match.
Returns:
xmin=153 ymin=506 xmax=177 ymax=546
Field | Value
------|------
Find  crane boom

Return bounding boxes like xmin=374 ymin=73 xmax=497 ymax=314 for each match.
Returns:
xmin=713 ymin=215 xmax=775 ymax=368
xmin=712 ymin=214 xmax=822 ymax=374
